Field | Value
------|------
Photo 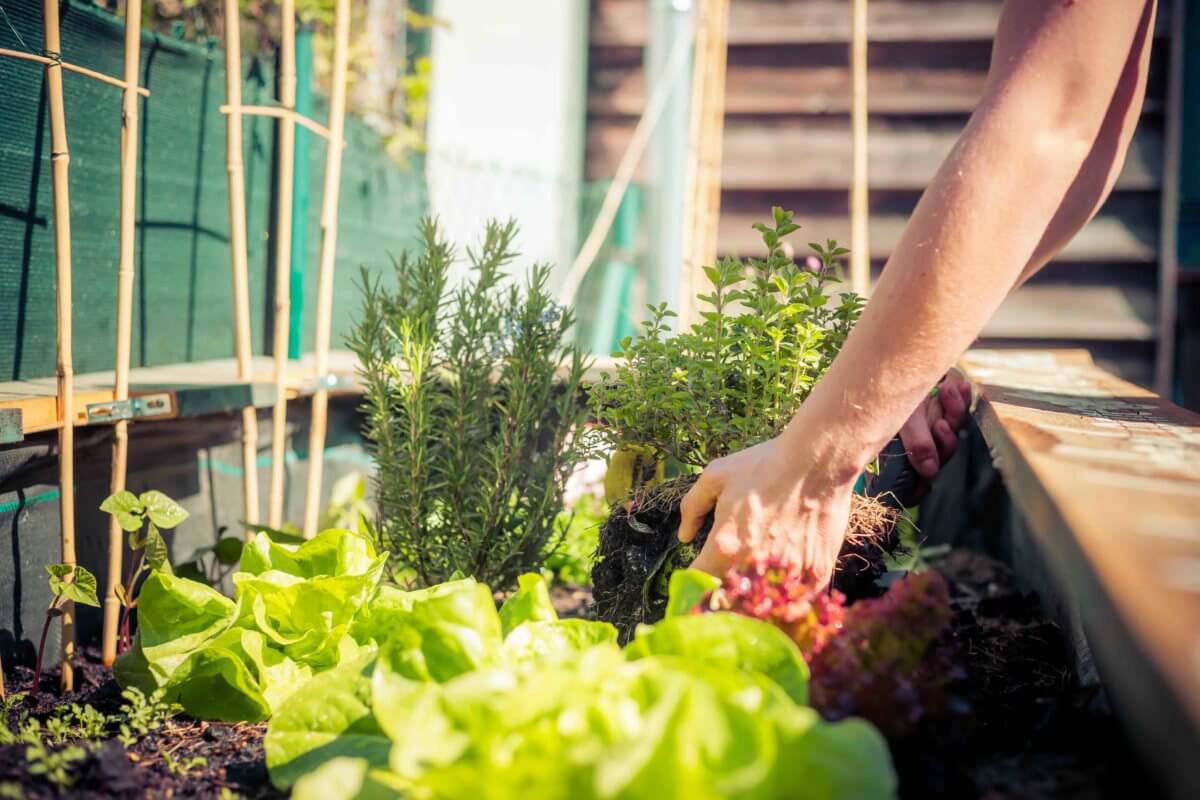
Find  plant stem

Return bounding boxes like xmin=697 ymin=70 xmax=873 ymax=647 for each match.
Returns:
xmin=32 ymin=609 xmax=55 ymax=695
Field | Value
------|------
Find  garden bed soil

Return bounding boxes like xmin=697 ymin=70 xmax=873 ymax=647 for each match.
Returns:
xmin=1 ymin=652 xmax=282 ymax=799
xmin=2 ymin=548 xmax=1156 ymax=799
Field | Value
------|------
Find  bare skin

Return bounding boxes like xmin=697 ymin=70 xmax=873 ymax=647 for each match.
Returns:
xmin=680 ymin=0 xmax=1158 ymax=584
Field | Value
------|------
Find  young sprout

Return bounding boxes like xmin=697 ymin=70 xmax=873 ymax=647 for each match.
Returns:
xmin=99 ymin=490 xmax=189 ymax=653
xmin=33 ymin=564 xmax=100 ymax=693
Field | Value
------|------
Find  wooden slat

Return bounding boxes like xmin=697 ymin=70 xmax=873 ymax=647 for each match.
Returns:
xmin=586 ymin=118 xmax=1164 ymax=191
xmin=983 ymin=284 xmax=1157 ymax=342
xmin=717 ymin=211 xmax=1159 ymax=263
xmin=958 ymin=349 xmax=1200 ymax=799
xmin=590 ymin=0 xmax=1171 ymax=47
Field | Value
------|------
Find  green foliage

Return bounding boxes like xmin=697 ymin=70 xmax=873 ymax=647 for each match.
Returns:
xmin=319 ymin=472 xmax=376 ymax=536
xmin=543 ymin=493 xmax=608 ymax=586
xmin=161 ymin=749 xmax=207 ymax=775
xmin=263 ymin=572 xmax=896 ymax=799
xmin=101 ymin=489 xmax=189 ymax=652
xmin=116 ymin=687 xmax=180 ymax=747
xmin=349 ymin=218 xmax=596 ymax=590
xmin=115 ymin=529 xmax=386 ymax=722
xmin=590 ymin=208 xmax=864 ymax=470
xmin=45 ymin=564 xmax=100 ymax=609
xmin=25 ymin=740 xmax=87 ymax=789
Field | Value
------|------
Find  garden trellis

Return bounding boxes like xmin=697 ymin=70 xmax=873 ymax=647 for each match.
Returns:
xmin=221 ymin=0 xmax=353 ymax=534
xmin=0 ymin=0 xmax=150 ymax=688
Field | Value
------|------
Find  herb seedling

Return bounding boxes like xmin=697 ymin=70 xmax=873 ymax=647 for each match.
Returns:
xmin=115 ymin=687 xmax=178 ymax=747
xmin=99 ymin=490 xmax=189 ymax=652
xmin=161 ymin=749 xmax=207 ymax=775
xmin=32 ymin=564 xmax=100 ymax=693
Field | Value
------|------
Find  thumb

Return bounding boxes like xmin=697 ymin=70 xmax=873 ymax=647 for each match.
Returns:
xmin=677 ymin=472 xmax=719 ymax=543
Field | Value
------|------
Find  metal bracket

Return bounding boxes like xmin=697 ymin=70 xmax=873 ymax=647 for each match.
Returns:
xmin=86 ymin=392 xmax=174 ymax=424
xmin=0 ymin=408 xmax=23 ymax=444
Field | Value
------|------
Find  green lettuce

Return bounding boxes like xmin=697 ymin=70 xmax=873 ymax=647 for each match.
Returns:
xmin=116 ymin=528 xmax=386 ymax=721
xmin=265 ymin=572 xmax=896 ymax=799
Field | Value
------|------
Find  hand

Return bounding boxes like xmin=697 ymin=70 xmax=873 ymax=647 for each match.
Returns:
xmin=898 ymin=372 xmax=971 ymax=492
xmin=677 ymin=433 xmax=857 ymax=587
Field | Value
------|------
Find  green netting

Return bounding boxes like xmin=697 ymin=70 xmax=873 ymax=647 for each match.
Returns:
xmin=0 ymin=0 xmax=426 ymax=381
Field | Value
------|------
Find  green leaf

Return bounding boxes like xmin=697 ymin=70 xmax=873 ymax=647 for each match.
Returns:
xmin=265 ymin=655 xmax=391 ymax=790
xmin=174 ymin=561 xmax=209 ymax=585
xmin=626 ymin=612 xmax=810 ymax=705
xmin=139 ymin=490 xmax=189 ymax=529
xmin=123 ymin=571 xmax=237 ymax=686
xmin=291 ymin=757 xmax=403 ymax=800
xmin=497 ymin=573 xmax=556 ymax=636
xmin=664 ymin=568 xmax=720 ymax=617
xmin=168 ymin=644 xmax=272 ymax=723
xmin=100 ymin=490 xmax=144 ymax=532
xmin=501 ymin=619 xmax=618 ymax=666
xmin=45 ymin=564 xmax=100 ymax=607
xmin=214 ymin=537 xmax=245 ymax=566
xmin=144 ymin=523 xmax=173 ymax=574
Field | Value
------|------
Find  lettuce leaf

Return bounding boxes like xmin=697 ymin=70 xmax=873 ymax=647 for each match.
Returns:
xmin=498 ymin=572 xmax=558 ymax=635
xmin=626 ymin=611 xmax=810 ymax=705
xmin=265 ymin=653 xmax=390 ymax=790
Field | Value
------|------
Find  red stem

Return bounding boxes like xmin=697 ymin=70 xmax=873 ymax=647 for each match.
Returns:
xmin=32 ymin=610 xmax=54 ymax=695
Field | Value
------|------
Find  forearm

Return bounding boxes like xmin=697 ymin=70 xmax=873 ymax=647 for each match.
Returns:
xmin=784 ymin=0 xmax=1156 ymax=480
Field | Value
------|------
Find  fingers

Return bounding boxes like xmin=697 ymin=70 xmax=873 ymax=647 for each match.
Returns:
xmin=938 ymin=376 xmax=969 ymax=431
xmin=690 ymin=515 xmax=740 ymax=576
xmin=899 ymin=411 xmax=940 ymax=480
xmin=678 ymin=470 xmax=719 ymax=544
xmin=932 ymin=417 xmax=957 ymax=462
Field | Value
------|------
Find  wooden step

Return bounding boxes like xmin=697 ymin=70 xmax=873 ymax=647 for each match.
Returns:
xmin=590 ymin=0 xmax=1171 ymax=48
xmin=586 ymin=118 xmax=1164 ymax=191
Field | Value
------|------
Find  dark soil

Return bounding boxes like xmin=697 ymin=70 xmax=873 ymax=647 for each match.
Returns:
xmin=592 ymin=475 xmax=905 ymax=643
xmin=899 ymin=547 xmax=1157 ymax=799
xmin=0 ymin=650 xmax=282 ymax=799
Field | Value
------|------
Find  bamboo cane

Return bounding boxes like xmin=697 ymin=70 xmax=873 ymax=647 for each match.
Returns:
xmin=101 ymin=0 xmax=142 ymax=667
xmin=223 ymin=0 xmax=261 ymax=527
xmin=679 ymin=0 xmax=729 ymax=327
xmin=42 ymin=0 xmax=76 ymax=693
xmin=849 ymin=0 xmax=870 ymax=295
xmin=0 ymin=48 xmax=149 ymax=95
xmin=302 ymin=0 xmax=351 ymax=539
xmin=268 ymin=0 xmax=298 ymax=528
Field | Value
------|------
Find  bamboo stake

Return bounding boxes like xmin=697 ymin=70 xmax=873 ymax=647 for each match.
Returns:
xmin=268 ymin=0 xmax=298 ymax=528
xmin=679 ymin=0 xmax=730 ymax=326
xmin=101 ymin=0 xmax=142 ymax=668
xmin=43 ymin=0 xmax=76 ymax=693
xmin=223 ymin=0 xmax=261 ymax=527
xmin=849 ymin=0 xmax=870 ymax=295
xmin=0 ymin=48 xmax=149 ymax=96
xmin=302 ymin=0 xmax=352 ymax=539
xmin=219 ymin=104 xmax=335 ymax=140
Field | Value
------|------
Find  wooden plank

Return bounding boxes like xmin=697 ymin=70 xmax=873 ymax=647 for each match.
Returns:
xmin=590 ymin=0 xmax=1171 ymax=47
xmin=983 ymin=284 xmax=1157 ymax=342
xmin=591 ymin=58 xmax=1167 ymax=117
xmin=958 ymin=349 xmax=1200 ymax=799
xmin=0 ymin=350 xmax=366 ymax=437
xmin=717 ymin=210 xmax=1159 ymax=263
xmin=586 ymin=118 xmax=1164 ymax=191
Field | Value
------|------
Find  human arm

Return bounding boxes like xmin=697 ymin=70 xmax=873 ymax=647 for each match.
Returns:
xmin=679 ymin=0 xmax=1158 ymax=582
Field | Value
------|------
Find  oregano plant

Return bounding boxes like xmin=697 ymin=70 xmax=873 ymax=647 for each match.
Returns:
xmin=99 ymin=490 xmax=188 ymax=652
xmin=32 ymin=564 xmax=100 ymax=694
xmin=590 ymin=207 xmax=864 ymax=472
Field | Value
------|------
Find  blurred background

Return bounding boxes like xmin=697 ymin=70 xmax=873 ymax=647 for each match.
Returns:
xmin=2 ymin=0 xmax=1197 ymax=401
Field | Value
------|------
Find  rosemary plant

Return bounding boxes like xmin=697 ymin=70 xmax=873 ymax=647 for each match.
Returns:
xmin=349 ymin=219 xmax=594 ymax=589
